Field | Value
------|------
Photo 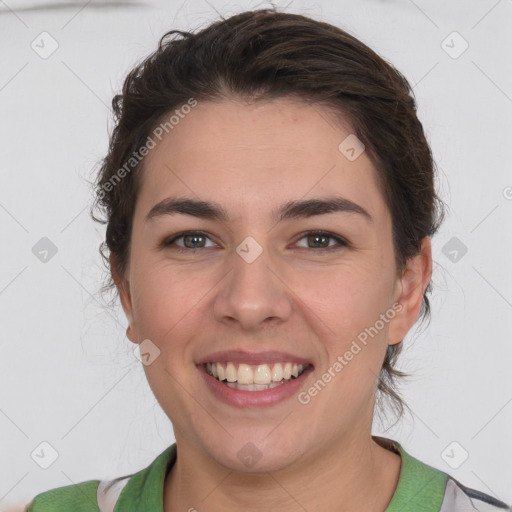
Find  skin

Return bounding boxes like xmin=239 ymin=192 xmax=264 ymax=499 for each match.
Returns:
xmin=112 ymin=97 xmax=432 ymax=511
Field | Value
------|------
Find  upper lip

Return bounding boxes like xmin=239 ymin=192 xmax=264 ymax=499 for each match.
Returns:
xmin=197 ymin=350 xmax=313 ymax=366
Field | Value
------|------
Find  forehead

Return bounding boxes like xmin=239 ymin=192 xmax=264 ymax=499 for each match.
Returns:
xmin=135 ymin=98 xmax=387 ymax=223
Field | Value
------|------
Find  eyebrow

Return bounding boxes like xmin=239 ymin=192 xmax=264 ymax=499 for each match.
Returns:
xmin=145 ymin=196 xmax=373 ymax=224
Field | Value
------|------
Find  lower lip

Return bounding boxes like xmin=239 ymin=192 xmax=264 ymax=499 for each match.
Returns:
xmin=198 ymin=364 xmax=313 ymax=408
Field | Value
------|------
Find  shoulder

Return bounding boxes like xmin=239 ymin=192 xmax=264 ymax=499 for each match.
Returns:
xmin=26 ymin=480 xmax=100 ymax=512
xmin=440 ymin=477 xmax=512 ymax=512
xmin=24 ymin=444 xmax=177 ymax=512
xmin=374 ymin=437 xmax=511 ymax=512
xmin=24 ymin=474 xmax=136 ymax=512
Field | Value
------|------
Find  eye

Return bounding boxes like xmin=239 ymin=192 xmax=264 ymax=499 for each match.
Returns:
xmin=161 ymin=231 xmax=216 ymax=251
xmin=294 ymin=231 xmax=348 ymax=251
xmin=160 ymin=230 xmax=348 ymax=253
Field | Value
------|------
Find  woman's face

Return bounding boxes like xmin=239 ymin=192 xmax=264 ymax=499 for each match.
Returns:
xmin=114 ymin=97 xmax=430 ymax=472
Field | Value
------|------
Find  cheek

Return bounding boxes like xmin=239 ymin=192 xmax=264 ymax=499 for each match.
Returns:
xmin=129 ymin=261 xmax=195 ymax=344
xmin=311 ymin=262 xmax=394 ymax=324
xmin=303 ymin=262 xmax=395 ymax=373
xmin=311 ymin=271 xmax=395 ymax=409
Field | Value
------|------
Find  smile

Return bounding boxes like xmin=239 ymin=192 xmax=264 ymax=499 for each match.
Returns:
xmin=204 ymin=361 xmax=311 ymax=391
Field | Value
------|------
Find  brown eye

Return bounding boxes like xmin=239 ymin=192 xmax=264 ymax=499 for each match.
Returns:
xmin=295 ymin=231 xmax=348 ymax=251
xmin=160 ymin=230 xmax=348 ymax=253
xmin=161 ymin=231 xmax=216 ymax=251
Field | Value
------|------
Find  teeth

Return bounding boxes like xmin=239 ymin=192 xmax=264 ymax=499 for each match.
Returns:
xmin=217 ymin=363 xmax=225 ymax=381
xmin=271 ymin=363 xmax=283 ymax=382
xmin=226 ymin=382 xmax=284 ymax=391
xmin=226 ymin=362 xmax=237 ymax=382
xmin=237 ymin=364 xmax=253 ymax=384
xmin=205 ymin=361 xmax=308 ymax=386
xmin=254 ymin=364 xmax=271 ymax=384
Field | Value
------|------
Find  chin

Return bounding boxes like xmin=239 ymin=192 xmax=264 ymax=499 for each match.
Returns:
xmin=201 ymin=433 xmax=305 ymax=474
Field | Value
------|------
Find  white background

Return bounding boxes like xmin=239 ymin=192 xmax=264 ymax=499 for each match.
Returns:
xmin=1 ymin=0 xmax=511 ymax=507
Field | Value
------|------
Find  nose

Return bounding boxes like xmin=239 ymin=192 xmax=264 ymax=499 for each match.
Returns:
xmin=213 ymin=242 xmax=293 ymax=332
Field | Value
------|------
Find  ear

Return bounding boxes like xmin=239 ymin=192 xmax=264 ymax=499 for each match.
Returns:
xmin=388 ymin=236 xmax=432 ymax=345
xmin=110 ymin=253 xmax=138 ymax=344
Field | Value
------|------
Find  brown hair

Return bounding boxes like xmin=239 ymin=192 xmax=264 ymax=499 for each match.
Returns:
xmin=90 ymin=7 xmax=444 ymax=422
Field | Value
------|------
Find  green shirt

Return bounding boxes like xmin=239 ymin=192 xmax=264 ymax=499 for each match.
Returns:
xmin=26 ymin=436 xmax=511 ymax=511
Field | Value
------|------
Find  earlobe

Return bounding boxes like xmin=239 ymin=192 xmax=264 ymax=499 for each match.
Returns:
xmin=388 ymin=237 xmax=432 ymax=345
xmin=110 ymin=253 xmax=138 ymax=344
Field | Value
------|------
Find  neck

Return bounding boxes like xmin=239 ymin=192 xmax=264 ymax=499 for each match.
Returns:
xmin=163 ymin=432 xmax=401 ymax=512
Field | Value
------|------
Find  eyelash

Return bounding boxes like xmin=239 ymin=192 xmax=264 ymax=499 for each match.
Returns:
xmin=160 ymin=230 xmax=349 ymax=253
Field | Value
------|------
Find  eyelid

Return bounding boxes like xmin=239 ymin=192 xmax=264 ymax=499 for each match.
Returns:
xmin=160 ymin=230 xmax=218 ymax=250
xmin=160 ymin=230 xmax=349 ymax=252
xmin=293 ymin=230 xmax=349 ymax=249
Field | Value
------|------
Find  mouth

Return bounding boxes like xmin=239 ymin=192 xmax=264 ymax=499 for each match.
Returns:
xmin=197 ymin=350 xmax=314 ymax=407
xmin=203 ymin=361 xmax=313 ymax=391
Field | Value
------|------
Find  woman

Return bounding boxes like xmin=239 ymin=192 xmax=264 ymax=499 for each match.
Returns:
xmin=24 ymin=8 xmax=510 ymax=512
